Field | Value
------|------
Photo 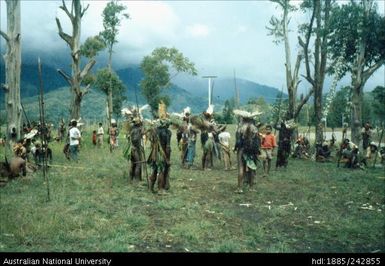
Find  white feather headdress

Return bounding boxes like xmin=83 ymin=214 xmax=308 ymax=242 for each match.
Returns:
xmin=206 ymin=105 xmax=214 ymax=115
xmin=233 ymin=109 xmax=263 ymax=118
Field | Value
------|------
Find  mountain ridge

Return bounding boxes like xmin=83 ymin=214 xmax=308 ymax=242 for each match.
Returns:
xmin=1 ymin=63 xmax=285 ymax=119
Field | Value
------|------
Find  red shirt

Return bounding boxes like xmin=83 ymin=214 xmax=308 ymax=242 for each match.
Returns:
xmin=262 ymin=134 xmax=276 ymax=149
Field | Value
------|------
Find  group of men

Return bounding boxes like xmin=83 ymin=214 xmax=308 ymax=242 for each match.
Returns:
xmin=120 ymin=105 xmax=300 ymax=193
xmin=2 ymin=109 xmax=383 ymax=194
xmin=337 ymin=122 xmax=384 ymax=168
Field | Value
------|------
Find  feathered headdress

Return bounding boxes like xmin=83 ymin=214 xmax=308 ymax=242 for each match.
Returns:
xmin=183 ymin=106 xmax=191 ymax=116
xmin=284 ymin=119 xmax=297 ymax=129
xmin=233 ymin=109 xmax=262 ymax=118
xmin=24 ymin=129 xmax=38 ymax=139
xmin=206 ymin=105 xmax=214 ymax=115
xmin=158 ymin=101 xmax=168 ymax=120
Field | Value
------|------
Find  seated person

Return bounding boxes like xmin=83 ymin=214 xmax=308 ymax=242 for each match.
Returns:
xmin=340 ymin=139 xmax=360 ymax=168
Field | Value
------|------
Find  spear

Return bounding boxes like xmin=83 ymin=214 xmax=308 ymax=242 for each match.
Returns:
xmin=38 ymin=57 xmax=50 ymax=202
xmin=274 ymin=86 xmax=284 ymax=135
xmin=20 ymin=101 xmax=31 ymax=128
xmin=133 ymin=84 xmax=148 ymax=186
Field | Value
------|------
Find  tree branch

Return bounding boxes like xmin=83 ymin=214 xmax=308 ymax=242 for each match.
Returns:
xmin=293 ymin=51 xmax=303 ymax=80
xmin=299 ymin=1 xmax=316 ymax=85
xmin=72 ymin=49 xmax=81 ymax=62
xmin=363 ymin=59 xmax=385 ymax=83
xmin=56 ymin=18 xmax=73 ymax=47
xmin=0 ymin=30 xmax=11 ymax=52
xmin=81 ymin=4 xmax=90 ymax=18
xmin=0 ymin=30 xmax=10 ymax=43
xmin=1 ymin=83 xmax=9 ymax=91
xmin=78 ymin=59 xmax=96 ymax=81
xmin=300 ymin=74 xmax=315 ymax=87
xmin=57 ymin=69 xmax=72 ymax=86
xmin=294 ymin=88 xmax=314 ymax=118
xmin=81 ymin=84 xmax=91 ymax=96
xmin=59 ymin=0 xmax=73 ymax=21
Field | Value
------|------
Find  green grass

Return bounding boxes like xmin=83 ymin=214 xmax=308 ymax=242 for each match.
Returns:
xmin=0 ymin=125 xmax=384 ymax=252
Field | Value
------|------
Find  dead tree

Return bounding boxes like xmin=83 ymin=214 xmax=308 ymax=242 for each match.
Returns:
xmin=0 ymin=0 xmax=22 ymax=144
xmin=55 ymin=0 xmax=95 ymax=120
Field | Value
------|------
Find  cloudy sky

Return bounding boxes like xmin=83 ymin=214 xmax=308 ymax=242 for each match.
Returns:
xmin=1 ymin=0 xmax=384 ymax=93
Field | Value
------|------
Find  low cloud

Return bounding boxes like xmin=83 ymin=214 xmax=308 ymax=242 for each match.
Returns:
xmin=186 ymin=24 xmax=211 ymax=38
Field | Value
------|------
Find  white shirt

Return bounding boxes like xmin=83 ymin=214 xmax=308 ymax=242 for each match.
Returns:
xmin=97 ymin=126 xmax=104 ymax=135
xmin=69 ymin=127 xmax=81 ymax=146
xmin=218 ymin=132 xmax=231 ymax=146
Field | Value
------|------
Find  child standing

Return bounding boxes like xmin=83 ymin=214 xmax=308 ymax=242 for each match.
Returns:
xmin=260 ymin=125 xmax=277 ymax=177
xmin=92 ymin=130 xmax=97 ymax=146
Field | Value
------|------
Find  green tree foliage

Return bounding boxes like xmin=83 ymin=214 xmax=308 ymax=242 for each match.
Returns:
xmin=326 ymin=86 xmax=374 ymax=129
xmin=271 ymin=92 xmax=288 ymax=125
xmin=80 ymin=35 xmax=106 ymax=59
xmin=99 ymin=0 xmax=129 ymax=125
xmin=93 ymin=68 xmax=127 ymax=118
xmin=328 ymin=2 xmax=385 ymax=76
xmin=100 ymin=1 xmax=129 ymax=56
xmin=371 ymin=86 xmax=385 ymax=123
xmin=222 ymin=99 xmax=235 ymax=124
xmin=362 ymin=93 xmax=373 ymax=126
xmin=246 ymin=97 xmax=272 ymax=123
xmin=140 ymin=47 xmax=197 ymax=117
xmin=327 ymin=86 xmax=351 ymax=129
xmin=328 ymin=1 xmax=385 ymax=144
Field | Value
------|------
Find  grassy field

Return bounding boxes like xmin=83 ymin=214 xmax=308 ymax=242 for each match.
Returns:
xmin=0 ymin=125 xmax=384 ymax=252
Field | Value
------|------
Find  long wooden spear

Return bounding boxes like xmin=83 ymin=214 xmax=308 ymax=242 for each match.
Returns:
xmin=133 ymin=84 xmax=148 ymax=187
xmin=38 ymin=57 xmax=50 ymax=202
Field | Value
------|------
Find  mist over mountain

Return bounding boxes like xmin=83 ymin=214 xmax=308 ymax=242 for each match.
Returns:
xmin=0 ymin=47 xmax=285 ymax=122
xmin=172 ymin=74 xmax=286 ymax=105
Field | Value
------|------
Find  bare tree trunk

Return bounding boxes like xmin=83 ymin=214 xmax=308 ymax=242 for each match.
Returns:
xmin=313 ymin=0 xmax=323 ymax=145
xmin=71 ymin=92 xmax=82 ymax=121
xmin=280 ymin=0 xmax=307 ymax=122
xmin=350 ymin=0 xmax=378 ymax=145
xmin=350 ymin=81 xmax=363 ymax=145
xmin=1 ymin=0 xmax=22 ymax=144
xmin=56 ymin=0 xmax=93 ymax=121
xmin=71 ymin=0 xmax=82 ymax=120
xmin=300 ymin=0 xmax=331 ymax=145
xmin=108 ymin=49 xmax=113 ymax=128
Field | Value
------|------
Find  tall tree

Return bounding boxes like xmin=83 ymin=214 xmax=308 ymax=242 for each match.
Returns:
xmin=93 ymin=68 xmax=126 ymax=119
xmin=140 ymin=47 xmax=197 ymax=117
xmin=0 ymin=0 xmax=21 ymax=144
xmin=267 ymin=0 xmax=312 ymax=123
xmin=326 ymin=86 xmax=351 ymax=129
xmin=298 ymin=0 xmax=333 ymax=144
xmin=56 ymin=0 xmax=102 ymax=120
xmin=328 ymin=0 xmax=385 ymax=144
xmin=222 ymin=99 xmax=235 ymax=124
xmin=99 ymin=0 xmax=129 ymax=127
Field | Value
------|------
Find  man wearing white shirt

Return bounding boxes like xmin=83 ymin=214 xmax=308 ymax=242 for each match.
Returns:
xmin=218 ymin=129 xmax=232 ymax=170
xmin=69 ymin=120 xmax=81 ymax=162
xmin=97 ymin=122 xmax=104 ymax=148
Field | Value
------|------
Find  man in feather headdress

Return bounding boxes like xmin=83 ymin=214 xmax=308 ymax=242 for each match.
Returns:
xmin=201 ymin=105 xmax=217 ymax=170
xmin=122 ymin=105 xmax=149 ymax=182
xmin=233 ymin=109 xmax=262 ymax=193
xmin=177 ymin=107 xmax=191 ymax=167
xmin=275 ymin=119 xmax=296 ymax=169
xmin=148 ymin=102 xmax=172 ymax=194
xmin=129 ymin=117 xmax=144 ymax=181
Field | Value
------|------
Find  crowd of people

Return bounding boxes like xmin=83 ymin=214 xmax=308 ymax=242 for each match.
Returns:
xmin=1 ymin=108 xmax=384 ymax=193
